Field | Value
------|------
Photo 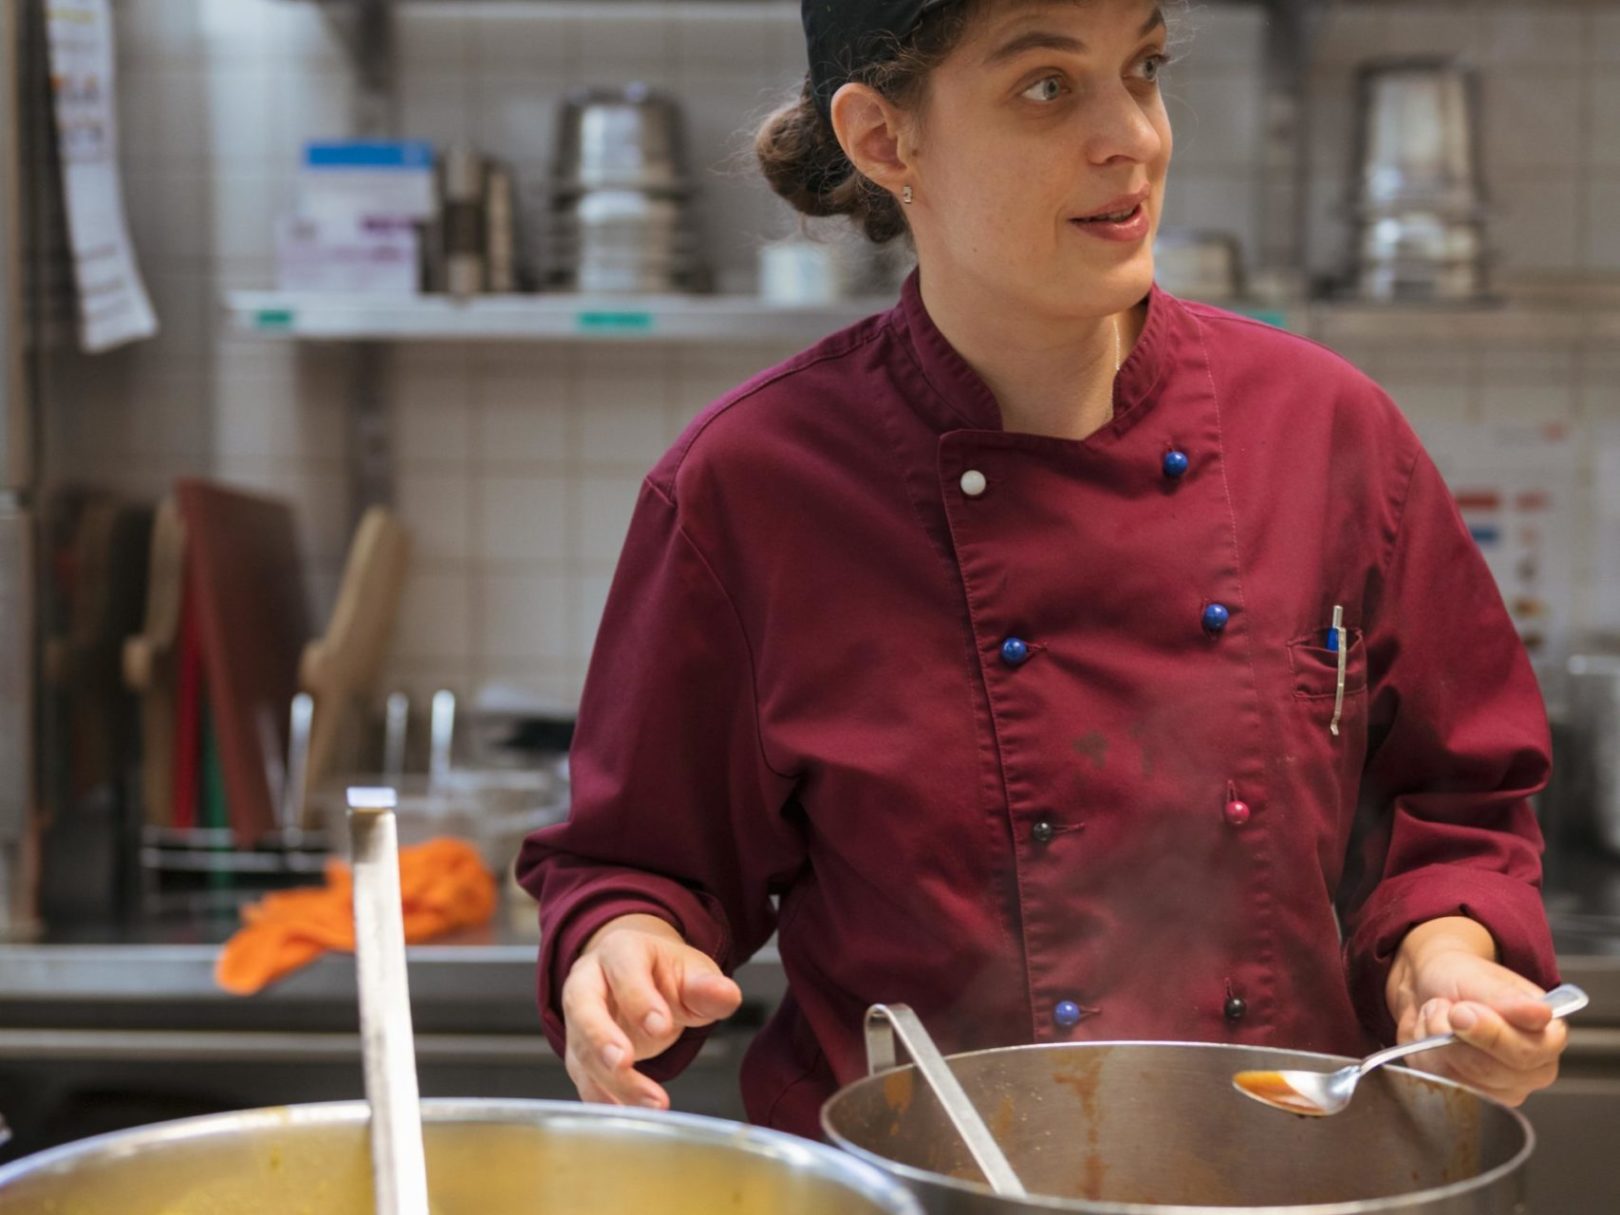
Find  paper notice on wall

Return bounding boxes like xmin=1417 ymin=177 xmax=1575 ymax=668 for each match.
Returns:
xmin=1425 ymin=420 xmax=1577 ymax=687
xmin=1592 ymin=419 xmax=1620 ymax=638
xmin=45 ymin=0 xmax=158 ymax=353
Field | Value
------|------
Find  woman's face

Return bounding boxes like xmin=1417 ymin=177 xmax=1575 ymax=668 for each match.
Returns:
xmin=905 ymin=0 xmax=1173 ymax=316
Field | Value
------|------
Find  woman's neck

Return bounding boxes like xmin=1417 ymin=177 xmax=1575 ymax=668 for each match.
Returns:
xmin=918 ymin=270 xmax=1144 ymax=442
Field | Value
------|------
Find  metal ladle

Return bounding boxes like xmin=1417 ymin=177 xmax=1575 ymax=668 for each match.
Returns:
xmin=349 ymin=786 xmax=431 ymax=1215
xmin=1233 ymin=982 xmax=1589 ymax=1117
xmin=865 ymin=1004 xmax=1028 ymax=1198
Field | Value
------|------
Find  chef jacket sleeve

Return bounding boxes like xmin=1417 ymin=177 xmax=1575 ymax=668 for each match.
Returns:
xmin=516 ymin=477 xmax=804 ymax=1079
xmin=1339 ymin=442 xmax=1558 ymax=1045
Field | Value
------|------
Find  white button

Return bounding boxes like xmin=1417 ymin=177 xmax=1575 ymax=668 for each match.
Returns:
xmin=960 ymin=469 xmax=987 ymax=498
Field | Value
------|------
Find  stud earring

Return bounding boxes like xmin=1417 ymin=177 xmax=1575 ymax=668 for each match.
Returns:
xmin=902 ymin=185 xmax=914 ymax=205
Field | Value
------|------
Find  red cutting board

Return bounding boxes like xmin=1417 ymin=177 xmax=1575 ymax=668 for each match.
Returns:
xmin=174 ymin=480 xmax=313 ymax=844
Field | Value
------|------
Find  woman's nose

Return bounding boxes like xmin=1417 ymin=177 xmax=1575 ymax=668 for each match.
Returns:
xmin=1084 ymin=86 xmax=1166 ymax=166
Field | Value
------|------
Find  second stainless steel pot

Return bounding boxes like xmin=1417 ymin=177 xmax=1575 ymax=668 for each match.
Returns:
xmin=823 ymin=1040 xmax=1532 ymax=1214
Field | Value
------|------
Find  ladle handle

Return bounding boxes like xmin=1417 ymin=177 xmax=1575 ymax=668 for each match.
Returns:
xmin=351 ymin=787 xmax=431 ymax=1215
xmin=864 ymin=1004 xmax=1027 ymax=1199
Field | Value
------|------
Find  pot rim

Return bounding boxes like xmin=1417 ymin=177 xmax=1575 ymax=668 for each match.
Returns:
xmin=0 ymin=1097 xmax=925 ymax=1214
xmin=819 ymin=1039 xmax=1536 ymax=1215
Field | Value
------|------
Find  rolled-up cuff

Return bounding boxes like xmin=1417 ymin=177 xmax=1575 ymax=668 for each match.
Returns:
xmin=1344 ymin=866 xmax=1558 ymax=1045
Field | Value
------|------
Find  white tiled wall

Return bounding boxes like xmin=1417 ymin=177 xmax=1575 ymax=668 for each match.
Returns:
xmin=35 ymin=0 xmax=1620 ymax=714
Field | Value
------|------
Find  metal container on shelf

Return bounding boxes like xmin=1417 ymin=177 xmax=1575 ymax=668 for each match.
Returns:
xmin=1352 ymin=57 xmax=1486 ymax=217
xmin=545 ymin=84 xmax=709 ymax=295
xmin=1346 ymin=56 xmax=1490 ymax=303
xmin=554 ymin=84 xmax=691 ymax=194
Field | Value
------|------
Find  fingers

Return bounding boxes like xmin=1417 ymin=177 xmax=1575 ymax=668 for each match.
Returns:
xmin=677 ymin=966 xmax=743 ymax=1025
xmin=1493 ymin=995 xmax=1554 ymax=1034
xmin=564 ymin=1046 xmax=671 ymax=1110
xmin=1448 ymin=1000 xmax=1567 ymax=1072
xmin=1402 ymin=994 xmax=1565 ymax=1105
xmin=1439 ymin=1046 xmax=1560 ymax=1105
xmin=597 ymin=941 xmax=682 ymax=1056
xmin=560 ymin=925 xmax=741 ymax=1111
xmin=1405 ymin=996 xmax=1455 ymax=1045
xmin=560 ymin=956 xmax=670 ymax=1108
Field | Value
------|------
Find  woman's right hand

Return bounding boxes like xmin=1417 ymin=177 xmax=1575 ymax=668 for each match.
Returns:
xmin=561 ymin=913 xmax=743 ymax=1109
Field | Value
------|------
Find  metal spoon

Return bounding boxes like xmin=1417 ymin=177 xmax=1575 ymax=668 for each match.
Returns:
xmin=1233 ymin=982 xmax=1589 ymax=1117
xmin=350 ymin=786 xmax=431 ymax=1215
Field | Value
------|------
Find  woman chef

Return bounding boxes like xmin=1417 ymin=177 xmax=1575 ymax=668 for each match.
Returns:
xmin=517 ymin=0 xmax=1569 ymax=1137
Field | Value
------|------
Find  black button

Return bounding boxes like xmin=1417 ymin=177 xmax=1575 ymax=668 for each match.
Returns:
xmin=1032 ymin=818 xmax=1055 ymax=845
xmin=1224 ymin=995 xmax=1247 ymax=1023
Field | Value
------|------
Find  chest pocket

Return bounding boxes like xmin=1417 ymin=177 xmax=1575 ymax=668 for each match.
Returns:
xmin=1288 ymin=626 xmax=1367 ymax=700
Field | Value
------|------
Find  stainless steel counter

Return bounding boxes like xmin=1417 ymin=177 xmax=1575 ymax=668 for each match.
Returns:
xmin=0 ymin=894 xmax=785 ymax=1056
xmin=0 ymin=910 xmax=786 ymax=1014
xmin=1 ymin=853 xmax=1617 ymax=1026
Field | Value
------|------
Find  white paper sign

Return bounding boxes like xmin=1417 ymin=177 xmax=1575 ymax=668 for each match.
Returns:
xmin=45 ymin=0 xmax=158 ymax=353
xmin=1425 ymin=419 xmax=1578 ymax=690
xmin=1592 ymin=418 xmax=1620 ymax=638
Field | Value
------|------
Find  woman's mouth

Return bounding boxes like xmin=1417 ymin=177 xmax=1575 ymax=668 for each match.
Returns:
xmin=1069 ymin=202 xmax=1149 ymax=243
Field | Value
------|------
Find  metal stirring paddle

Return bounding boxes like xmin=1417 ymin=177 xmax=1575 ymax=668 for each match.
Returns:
xmin=1233 ymin=982 xmax=1589 ymax=1117
xmin=350 ymin=786 xmax=432 ymax=1215
xmin=865 ymin=1004 xmax=1028 ymax=1197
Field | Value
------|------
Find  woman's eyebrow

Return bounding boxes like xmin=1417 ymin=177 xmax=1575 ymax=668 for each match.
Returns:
xmin=980 ymin=6 xmax=1166 ymax=68
xmin=981 ymin=30 xmax=1086 ymax=66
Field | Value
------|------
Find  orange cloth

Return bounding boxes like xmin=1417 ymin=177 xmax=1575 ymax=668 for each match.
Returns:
xmin=215 ymin=837 xmax=497 ymax=995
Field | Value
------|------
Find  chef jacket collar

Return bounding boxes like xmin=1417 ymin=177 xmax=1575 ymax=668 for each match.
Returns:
xmin=888 ymin=267 xmax=1180 ymax=437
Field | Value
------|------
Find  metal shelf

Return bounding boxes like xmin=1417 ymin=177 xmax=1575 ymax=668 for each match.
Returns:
xmin=226 ymin=289 xmax=899 ymax=344
xmin=225 ymin=289 xmax=1620 ymax=347
xmin=1304 ymin=298 xmax=1620 ymax=346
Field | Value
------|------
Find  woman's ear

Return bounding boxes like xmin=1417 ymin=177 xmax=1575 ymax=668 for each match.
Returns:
xmin=828 ymin=82 xmax=914 ymax=198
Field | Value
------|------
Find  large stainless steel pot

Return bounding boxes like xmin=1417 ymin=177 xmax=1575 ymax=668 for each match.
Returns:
xmin=822 ymin=1041 xmax=1532 ymax=1214
xmin=0 ymin=1098 xmax=925 ymax=1215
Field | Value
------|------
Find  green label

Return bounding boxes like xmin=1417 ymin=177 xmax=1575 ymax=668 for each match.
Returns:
xmin=576 ymin=311 xmax=655 ymax=333
xmin=254 ymin=309 xmax=295 ymax=331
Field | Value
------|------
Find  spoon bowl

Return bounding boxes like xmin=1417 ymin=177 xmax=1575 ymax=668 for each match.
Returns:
xmin=1233 ymin=982 xmax=1589 ymax=1117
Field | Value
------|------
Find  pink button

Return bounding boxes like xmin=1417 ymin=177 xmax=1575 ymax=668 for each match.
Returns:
xmin=1224 ymin=798 xmax=1252 ymax=827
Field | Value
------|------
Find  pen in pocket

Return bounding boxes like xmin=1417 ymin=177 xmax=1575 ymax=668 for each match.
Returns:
xmin=1327 ymin=604 xmax=1347 ymax=737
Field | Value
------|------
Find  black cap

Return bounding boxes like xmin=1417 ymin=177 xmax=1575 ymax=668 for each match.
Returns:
xmin=803 ymin=1 xmax=961 ymax=124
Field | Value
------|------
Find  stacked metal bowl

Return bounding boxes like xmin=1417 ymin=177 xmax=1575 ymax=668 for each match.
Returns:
xmin=1347 ymin=56 xmax=1490 ymax=302
xmin=545 ymin=84 xmax=710 ymax=294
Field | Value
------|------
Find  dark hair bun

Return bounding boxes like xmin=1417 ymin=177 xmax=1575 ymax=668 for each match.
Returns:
xmin=754 ymin=77 xmax=908 ymax=245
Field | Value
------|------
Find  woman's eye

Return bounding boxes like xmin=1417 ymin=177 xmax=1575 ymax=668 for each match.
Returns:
xmin=1136 ymin=53 xmax=1170 ymax=83
xmin=1020 ymin=76 xmax=1065 ymax=103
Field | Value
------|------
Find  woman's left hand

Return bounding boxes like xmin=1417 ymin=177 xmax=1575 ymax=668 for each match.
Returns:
xmin=1385 ymin=916 xmax=1567 ymax=1106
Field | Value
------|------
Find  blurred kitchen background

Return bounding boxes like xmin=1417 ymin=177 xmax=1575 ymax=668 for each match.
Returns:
xmin=1 ymin=0 xmax=1619 ymax=1210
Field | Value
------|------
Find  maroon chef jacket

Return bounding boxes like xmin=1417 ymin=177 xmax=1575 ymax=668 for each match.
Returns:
xmin=518 ymin=270 xmax=1558 ymax=1139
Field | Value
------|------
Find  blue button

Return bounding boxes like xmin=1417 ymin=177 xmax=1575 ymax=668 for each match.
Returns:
xmin=1054 ymin=1000 xmax=1082 ymax=1029
xmin=1000 ymin=637 xmax=1031 ymax=666
xmin=1163 ymin=450 xmax=1190 ymax=479
xmin=1203 ymin=603 xmax=1230 ymax=633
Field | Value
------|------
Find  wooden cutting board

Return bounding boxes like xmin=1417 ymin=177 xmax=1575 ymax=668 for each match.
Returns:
xmin=174 ymin=481 xmax=313 ymax=844
xmin=122 ymin=496 xmax=185 ymax=827
xmin=298 ymin=507 xmax=410 ymax=823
